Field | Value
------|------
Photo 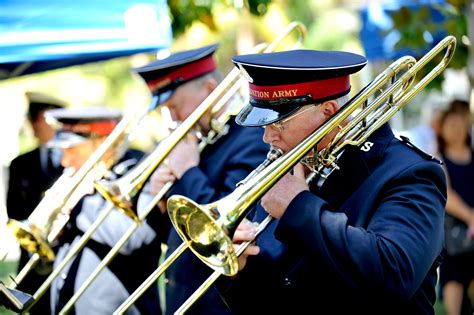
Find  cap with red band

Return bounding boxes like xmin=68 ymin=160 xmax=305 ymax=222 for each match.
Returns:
xmin=134 ymin=44 xmax=219 ymax=105
xmin=248 ymin=76 xmax=350 ymax=103
xmin=62 ymin=120 xmax=117 ymax=136
xmin=232 ymin=49 xmax=367 ymax=127
xmin=45 ymin=106 xmax=121 ymax=148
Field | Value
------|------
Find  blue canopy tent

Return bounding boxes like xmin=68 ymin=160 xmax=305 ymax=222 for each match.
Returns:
xmin=0 ymin=0 xmax=172 ymax=79
xmin=359 ymin=0 xmax=449 ymax=61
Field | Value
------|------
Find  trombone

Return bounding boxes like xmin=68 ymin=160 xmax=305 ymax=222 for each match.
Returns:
xmin=111 ymin=21 xmax=307 ymax=315
xmin=167 ymin=35 xmax=456 ymax=276
xmin=7 ymin=96 xmax=161 ymax=312
xmin=57 ymin=70 xmax=252 ymax=314
xmin=164 ymin=35 xmax=457 ymax=312
xmin=6 ymin=107 xmax=143 ymax=288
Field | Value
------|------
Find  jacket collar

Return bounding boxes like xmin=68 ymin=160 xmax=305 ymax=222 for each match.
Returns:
xmin=316 ymin=123 xmax=394 ymax=207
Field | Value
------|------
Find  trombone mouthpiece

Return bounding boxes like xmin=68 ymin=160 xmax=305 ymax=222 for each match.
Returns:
xmin=267 ymin=147 xmax=284 ymax=162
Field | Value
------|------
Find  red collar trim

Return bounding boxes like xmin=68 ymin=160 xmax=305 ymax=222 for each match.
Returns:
xmin=249 ymin=76 xmax=350 ymax=102
xmin=146 ymin=56 xmax=217 ymax=91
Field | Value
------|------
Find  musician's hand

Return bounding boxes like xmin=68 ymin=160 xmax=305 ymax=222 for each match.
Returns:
xmin=167 ymin=133 xmax=200 ymax=179
xmin=232 ymin=219 xmax=259 ymax=271
xmin=150 ymin=165 xmax=175 ymax=214
xmin=150 ymin=165 xmax=176 ymax=195
xmin=261 ymin=164 xmax=308 ymax=219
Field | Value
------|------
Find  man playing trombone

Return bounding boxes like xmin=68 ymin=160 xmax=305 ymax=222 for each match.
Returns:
xmin=219 ymin=48 xmax=447 ymax=313
xmin=136 ymin=44 xmax=269 ymax=314
xmin=45 ymin=107 xmax=161 ymax=314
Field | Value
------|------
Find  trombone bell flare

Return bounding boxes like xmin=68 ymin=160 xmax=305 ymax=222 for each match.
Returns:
xmin=167 ymin=147 xmax=284 ymax=276
xmin=167 ymin=35 xmax=456 ymax=279
xmin=7 ymin=219 xmax=55 ymax=262
xmin=93 ymin=180 xmax=140 ymax=223
xmin=167 ymin=196 xmax=238 ymax=276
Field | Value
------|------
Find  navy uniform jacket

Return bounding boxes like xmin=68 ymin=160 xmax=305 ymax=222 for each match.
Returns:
xmin=7 ymin=146 xmax=63 ymax=221
xmin=52 ymin=149 xmax=162 ymax=315
xmin=220 ymin=124 xmax=447 ymax=314
xmin=161 ymin=120 xmax=268 ymax=315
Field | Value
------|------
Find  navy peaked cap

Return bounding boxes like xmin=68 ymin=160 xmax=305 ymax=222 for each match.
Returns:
xmin=45 ymin=106 xmax=121 ymax=148
xmin=233 ymin=49 xmax=367 ymax=127
xmin=134 ymin=44 xmax=219 ymax=104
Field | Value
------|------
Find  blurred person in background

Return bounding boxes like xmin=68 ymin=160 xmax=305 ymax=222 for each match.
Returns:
xmin=7 ymin=92 xmax=66 ymax=223
xmin=45 ymin=107 xmax=161 ymax=314
xmin=437 ymin=100 xmax=474 ymax=315
xmin=401 ymin=102 xmax=445 ymax=155
xmin=6 ymin=91 xmax=66 ymax=313
xmin=138 ymin=44 xmax=269 ymax=314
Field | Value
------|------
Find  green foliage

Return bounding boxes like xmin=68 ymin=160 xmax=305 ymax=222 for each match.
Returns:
xmin=168 ymin=0 xmax=216 ymax=35
xmin=167 ymin=0 xmax=272 ymax=37
xmin=283 ymin=0 xmax=315 ymax=28
xmin=247 ymin=0 xmax=271 ymax=16
xmin=0 ymin=261 xmax=18 ymax=315
xmin=388 ymin=1 xmax=469 ymax=90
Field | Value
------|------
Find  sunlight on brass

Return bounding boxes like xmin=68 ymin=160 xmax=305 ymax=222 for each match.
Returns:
xmin=110 ymin=21 xmax=307 ymax=314
xmin=168 ymin=36 xmax=456 ymax=278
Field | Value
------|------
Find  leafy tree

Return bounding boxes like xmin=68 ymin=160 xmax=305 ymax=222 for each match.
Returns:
xmin=388 ymin=0 xmax=470 ymax=90
xmin=168 ymin=0 xmax=271 ymax=37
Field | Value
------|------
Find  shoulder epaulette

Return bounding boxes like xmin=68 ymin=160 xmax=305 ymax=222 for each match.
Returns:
xmin=398 ymin=135 xmax=443 ymax=165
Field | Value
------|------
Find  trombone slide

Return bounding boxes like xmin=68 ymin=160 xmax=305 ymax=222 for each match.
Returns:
xmin=167 ymin=35 xmax=457 ymax=277
xmin=174 ymin=215 xmax=274 ymax=314
xmin=58 ymin=182 xmax=173 ymax=314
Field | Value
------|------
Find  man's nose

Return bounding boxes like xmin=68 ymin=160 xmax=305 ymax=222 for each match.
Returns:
xmin=263 ymin=125 xmax=279 ymax=145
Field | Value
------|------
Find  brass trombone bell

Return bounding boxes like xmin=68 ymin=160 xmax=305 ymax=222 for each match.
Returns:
xmin=7 ymin=220 xmax=55 ymax=262
xmin=111 ymin=21 xmax=308 ymax=314
xmin=167 ymin=35 xmax=457 ymax=277
xmin=167 ymin=196 xmax=238 ymax=275
xmin=6 ymin=167 xmax=75 ymax=263
xmin=2 ymin=97 xmax=161 ymax=312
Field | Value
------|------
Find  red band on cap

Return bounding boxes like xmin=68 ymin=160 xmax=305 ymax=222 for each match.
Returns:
xmin=249 ymin=76 xmax=350 ymax=102
xmin=63 ymin=121 xmax=118 ymax=136
xmin=147 ymin=56 xmax=217 ymax=91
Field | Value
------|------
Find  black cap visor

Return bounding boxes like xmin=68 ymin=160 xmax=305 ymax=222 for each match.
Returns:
xmin=154 ymin=89 xmax=175 ymax=106
xmin=235 ymin=103 xmax=302 ymax=127
xmin=47 ymin=131 xmax=88 ymax=149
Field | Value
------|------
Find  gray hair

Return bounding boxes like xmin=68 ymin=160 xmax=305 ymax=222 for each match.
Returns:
xmin=304 ymin=93 xmax=350 ymax=117
xmin=334 ymin=94 xmax=350 ymax=109
xmin=190 ymin=70 xmax=223 ymax=89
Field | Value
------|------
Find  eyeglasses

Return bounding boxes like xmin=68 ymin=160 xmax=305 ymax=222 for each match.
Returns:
xmin=270 ymin=105 xmax=315 ymax=132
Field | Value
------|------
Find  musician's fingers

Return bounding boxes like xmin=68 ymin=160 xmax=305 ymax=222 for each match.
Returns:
xmin=233 ymin=219 xmax=257 ymax=242
xmin=233 ymin=243 xmax=260 ymax=257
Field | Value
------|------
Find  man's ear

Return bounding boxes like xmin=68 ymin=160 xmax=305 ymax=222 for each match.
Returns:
xmin=321 ymin=100 xmax=338 ymax=118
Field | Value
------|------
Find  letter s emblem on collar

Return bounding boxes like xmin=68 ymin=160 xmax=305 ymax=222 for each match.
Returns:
xmin=360 ymin=141 xmax=374 ymax=152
